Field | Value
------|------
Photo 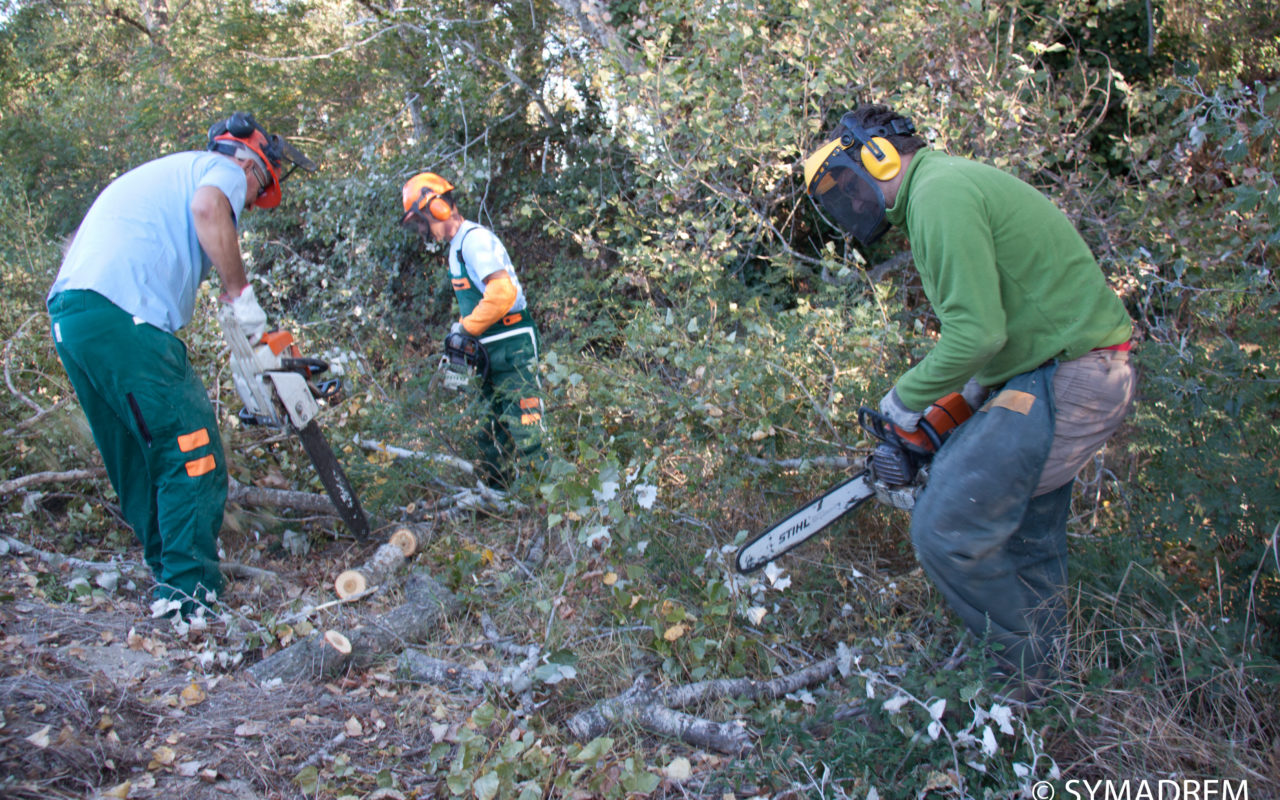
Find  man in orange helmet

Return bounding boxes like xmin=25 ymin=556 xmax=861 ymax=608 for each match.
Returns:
xmin=47 ymin=112 xmax=312 ymax=617
xmin=401 ymin=172 xmax=545 ymax=489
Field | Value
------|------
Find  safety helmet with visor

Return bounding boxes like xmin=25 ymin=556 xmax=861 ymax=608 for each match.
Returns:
xmin=802 ymin=113 xmax=917 ymax=246
xmin=207 ymin=111 xmax=316 ymax=210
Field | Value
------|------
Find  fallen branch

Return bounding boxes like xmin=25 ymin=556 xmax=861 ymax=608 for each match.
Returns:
xmin=227 ymin=477 xmax=341 ymax=516
xmin=741 ymin=453 xmax=859 ymax=470
xmin=0 ymin=468 xmax=107 ymax=497
xmin=0 ymin=533 xmax=143 ymax=574
xmin=248 ymin=570 xmax=458 ymax=685
xmin=567 ymin=656 xmax=840 ymax=754
xmin=221 ymin=561 xmax=281 ymax=584
xmin=2 ymin=313 xmax=43 ymax=414
xmin=398 ymin=650 xmax=498 ymax=691
xmin=355 ymin=436 xmax=474 ymax=474
xmin=3 ymin=396 xmax=73 ymax=437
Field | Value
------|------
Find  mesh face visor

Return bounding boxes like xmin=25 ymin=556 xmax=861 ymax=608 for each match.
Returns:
xmin=804 ymin=142 xmax=890 ymax=246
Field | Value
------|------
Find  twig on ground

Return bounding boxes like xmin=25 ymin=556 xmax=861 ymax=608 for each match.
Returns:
xmin=355 ymin=436 xmax=474 ymax=474
xmin=0 ymin=533 xmax=144 ymax=573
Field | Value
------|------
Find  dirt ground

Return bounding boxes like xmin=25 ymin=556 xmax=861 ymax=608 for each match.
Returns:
xmin=0 ymin=533 xmax=470 ymax=800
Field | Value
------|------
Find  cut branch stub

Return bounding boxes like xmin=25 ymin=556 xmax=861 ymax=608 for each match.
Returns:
xmin=323 ymin=630 xmax=352 ymax=655
xmin=389 ymin=527 xmax=418 ymax=557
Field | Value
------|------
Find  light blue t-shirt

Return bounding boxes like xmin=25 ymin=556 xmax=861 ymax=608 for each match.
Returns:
xmin=448 ymin=220 xmax=528 ymax=313
xmin=49 ymin=152 xmax=248 ymax=333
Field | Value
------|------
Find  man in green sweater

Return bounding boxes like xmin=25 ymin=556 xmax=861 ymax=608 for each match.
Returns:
xmin=803 ymin=103 xmax=1135 ymax=697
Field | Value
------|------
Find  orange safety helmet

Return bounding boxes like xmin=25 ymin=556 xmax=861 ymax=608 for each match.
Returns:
xmin=207 ymin=112 xmax=290 ymax=209
xmin=401 ymin=172 xmax=455 ymax=224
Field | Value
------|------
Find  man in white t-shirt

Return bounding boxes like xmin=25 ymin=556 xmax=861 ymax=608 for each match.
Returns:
xmin=47 ymin=112 xmax=310 ymax=613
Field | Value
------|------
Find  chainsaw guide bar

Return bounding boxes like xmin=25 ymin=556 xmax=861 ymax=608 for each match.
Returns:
xmin=734 ymin=471 xmax=876 ymax=573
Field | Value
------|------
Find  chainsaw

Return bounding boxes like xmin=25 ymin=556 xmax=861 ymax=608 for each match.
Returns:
xmin=734 ymin=392 xmax=972 ymax=573
xmin=219 ymin=306 xmax=371 ymax=540
xmin=429 ymin=330 xmax=490 ymax=393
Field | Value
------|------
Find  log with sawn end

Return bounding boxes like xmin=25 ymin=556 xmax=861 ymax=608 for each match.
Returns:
xmin=248 ymin=570 xmax=458 ymax=685
xmin=333 ymin=526 xmax=422 ymax=599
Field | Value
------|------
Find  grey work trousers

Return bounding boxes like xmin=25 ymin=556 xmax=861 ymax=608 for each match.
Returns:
xmin=911 ymin=349 xmax=1136 ymax=676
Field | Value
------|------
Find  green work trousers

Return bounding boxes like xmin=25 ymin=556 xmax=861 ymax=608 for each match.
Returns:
xmin=48 ymin=290 xmax=225 ymax=607
xmin=475 ymin=325 xmax=545 ymax=488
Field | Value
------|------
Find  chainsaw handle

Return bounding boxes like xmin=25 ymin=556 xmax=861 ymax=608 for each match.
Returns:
xmin=280 ymin=356 xmax=330 ymax=377
xmin=858 ymin=392 xmax=972 ymax=454
xmin=858 ymin=407 xmax=942 ymax=454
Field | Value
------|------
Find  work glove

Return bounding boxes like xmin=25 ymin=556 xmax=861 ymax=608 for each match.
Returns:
xmin=228 ymin=284 xmax=268 ymax=342
xmin=961 ymin=377 xmax=990 ymax=411
xmin=450 ymin=321 xmax=463 ymax=336
xmin=879 ymin=386 xmax=922 ymax=432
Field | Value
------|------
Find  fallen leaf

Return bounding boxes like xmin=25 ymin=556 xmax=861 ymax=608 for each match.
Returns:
xmin=256 ymin=467 xmax=290 ymax=490
xmin=180 ymin=682 xmax=206 ymax=707
xmin=344 ymin=716 xmax=364 ymax=737
xmin=234 ymin=721 xmax=268 ymax=737
xmin=25 ymin=724 xmax=51 ymax=748
xmin=102 ymin=780 xmax=131 ymax=799
xmin=664 ymin=756 xmax=693 ymax=781
xmin=663 ymin=623 xmax=687 ymax=641
xmin=148 ymin=746 xmax=176 ymax=770
xmin=602 ymin=571 xmax=618 ymax=586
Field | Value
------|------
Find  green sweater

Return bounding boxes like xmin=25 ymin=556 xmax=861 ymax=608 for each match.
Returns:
xmin=885 ymin=150 xmax=1132 ymax=410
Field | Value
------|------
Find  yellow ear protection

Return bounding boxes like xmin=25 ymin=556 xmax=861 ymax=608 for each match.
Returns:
xmin=838 ymin=113 xmax=917 ymax=182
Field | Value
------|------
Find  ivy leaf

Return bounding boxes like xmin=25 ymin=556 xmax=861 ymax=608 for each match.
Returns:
xmin=473 ymin=771 xmax=500 ymax=800
xmin=573 ymin=736 xmax=614 ymax=763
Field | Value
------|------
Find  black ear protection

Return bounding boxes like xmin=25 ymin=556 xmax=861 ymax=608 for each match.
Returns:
xmin=839 ymin=113 xmax=917 ymax=181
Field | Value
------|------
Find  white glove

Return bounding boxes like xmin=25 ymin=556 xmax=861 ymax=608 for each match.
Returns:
xmin=229 ymin=284 xmax=268 ymax=342
xmin=450 ymin=321 xmax=464 ymax=336
xmin=961 ymin=377 xmax=990 ymax=411
xmin=879 ymin=387 xmax=922 ymax=432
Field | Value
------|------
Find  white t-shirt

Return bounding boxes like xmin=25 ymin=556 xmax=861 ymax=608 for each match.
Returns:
xmin=50 ymin=151 xmax=248 ymax=333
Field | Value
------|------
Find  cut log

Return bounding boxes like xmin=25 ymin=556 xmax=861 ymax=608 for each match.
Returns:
xmin=227 ymin=477 xmax=341 ymax=516
xmin=323 ymin=630 xmax=352 ymax=655
xmin=333 ymin=527 xmax=423 ymax=599
xmin=248 ymin=571 xmax=458 ymax=685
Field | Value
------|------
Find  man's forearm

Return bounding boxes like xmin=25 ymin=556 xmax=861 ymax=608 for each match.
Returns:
xmin=192 ymin=186 xmax=248 ymax=298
